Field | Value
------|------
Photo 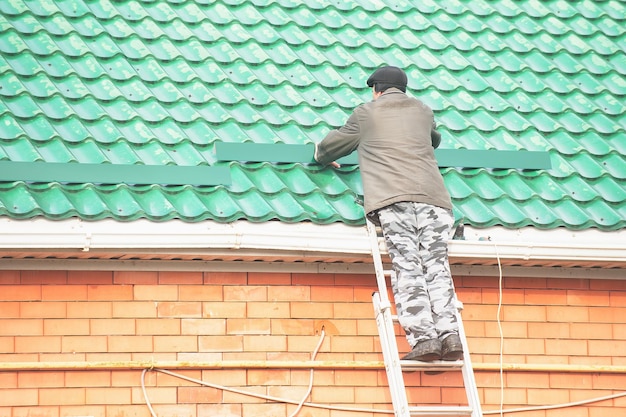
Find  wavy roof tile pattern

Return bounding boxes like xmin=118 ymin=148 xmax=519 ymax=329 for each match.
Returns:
xmin=0 ymin=0 xmax=624 ymax=230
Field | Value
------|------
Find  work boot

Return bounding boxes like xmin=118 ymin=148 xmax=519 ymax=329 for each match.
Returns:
xmin=402 ymin=338 xmax=442 ymax=362
xmin=441 ymin=334 xmax=463 ymax=361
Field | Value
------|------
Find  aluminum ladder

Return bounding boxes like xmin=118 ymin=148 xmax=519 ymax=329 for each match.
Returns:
xmin=367 ymin=219 xmax=483 ymax=417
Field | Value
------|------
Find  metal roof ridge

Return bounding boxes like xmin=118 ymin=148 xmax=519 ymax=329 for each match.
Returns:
xmin=0 ymin=217 xmax=623 ymax=268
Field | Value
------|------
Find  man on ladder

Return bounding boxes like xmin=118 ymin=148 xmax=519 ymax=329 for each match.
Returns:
xmin=314 ymin=65 xmax=462 ymax=363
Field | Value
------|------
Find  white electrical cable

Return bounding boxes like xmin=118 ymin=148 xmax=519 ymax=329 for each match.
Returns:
xmin=289 ymin=328 xmax=325 ymax=417
xmin=493 ymin=239 xmax=505 ymax=417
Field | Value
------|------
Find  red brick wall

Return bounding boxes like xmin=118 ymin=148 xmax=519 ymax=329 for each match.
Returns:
xmin=0 ymin=269 xmax=625 ymax=417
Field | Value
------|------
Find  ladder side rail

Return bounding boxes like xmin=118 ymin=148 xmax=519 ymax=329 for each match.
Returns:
xmin=456 ymin=303 xmax=483 ymax=417
xmin=374 ymin=292 xmax=412 ymax=417
xmin=366 ymin=219 xmax=391 ymax=304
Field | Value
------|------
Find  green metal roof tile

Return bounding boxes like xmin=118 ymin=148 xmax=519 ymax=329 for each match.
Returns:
xmin=0 ymin=0 xmax=624 ymax=231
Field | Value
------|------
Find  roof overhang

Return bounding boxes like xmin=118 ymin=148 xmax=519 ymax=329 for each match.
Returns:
xmin=0 ymin=217 xmax=624 ymax=278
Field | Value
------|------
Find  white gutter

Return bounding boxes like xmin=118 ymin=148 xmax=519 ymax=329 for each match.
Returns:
xmin=0 ymin=217 xmax=624 ymax=267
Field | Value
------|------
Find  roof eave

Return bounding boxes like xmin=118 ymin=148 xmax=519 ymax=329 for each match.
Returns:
xmin=1 ymin=218 xmax=624 ymax=272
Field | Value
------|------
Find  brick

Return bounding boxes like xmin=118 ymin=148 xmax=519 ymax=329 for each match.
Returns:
xmin=527 ymin=323 xmax=570 ymax=340
xmin=503 ymin=338 xmax=545 ymax=355
xmin=504 ymin=277 xmax=547 ymax=289
xmin=203 ymin=302 xmax=246 ymax=318
xmin=462 ymin=304 xmax=499 ymax=321
xmin=0 ymin=270 xmax=20 ymax=284
xmin=134 ymin=285 xmax=178 ymax=301
xmin=65 ymin=371 xmax=111 ymax=387
xmin=157 ymin=301 xmax=201 ymax=318
xmin=40 ymin=388 xmax=85 ymax=405
xmin=114 ymin=271 xmax=158 ymax=285
xmin=331 ymin=335 xmax=374 ymax=353
xmin=243 ymin=335 xmax=287 ymax=352
xmin=502 ymin=305 xmax=546 ymax=322
xmin=483 ymin=387 xmax=526 ymax=406
xmin=201 ymin=369 xmax=247 ymax=386
xmin=44 ymin=318 xmax=90 ymax=335
xmin=291 ymin=302 xmax=333 ymax=319
xmin=204 ymin=271 xmax=247 ymax=285
xmin=199 ymin=335 xmax=243 ymax=352
xmin=610 ymin=291 xmax=626 ymax=307
xmin=153 ymin=335 xmax=198 ymax=352
xmin=159 ymin=271 xmax=203 ymax=285
xmin=547 ymin=305 xmax=589 ymax=323
xmin=589 ymin=307 xmax=626 ymax=324
xmin=178 ymin=386 xmax=222 ymax=403
xmin=571 ymin=323 xmax=612 ymax=340
xmin=131 ymin=386 xmax=178 ymax=405
xmin=546 ymin=338 xmax=587 ymax=356
xmin=21 ymin=270 xmax=67 ymax=284
xmin=88 ymin=285 xmax=133 ymax=301
xmin=15 ymin=336 xmax=61 ymax=353
xmin=334 ymin=302 xmax=373 ymax=319
xmin=242 ymin=404 xmax=286 ymax=416
xmin=62 ymin=335 xmax=108 ymax=353
xmin=549 ymin=373 xmax=593 ymax=389
xmin=311 ymin=386 xmax=355 ymax=403
xmin=181 ymin=318 xmax=226 ymax=335
xmin=21 ymin=301 xmax=66 ymax=318
xmin=42 ymin=285 xmax=88 ymax=301
xmin=86 ymin=387 xmax=131 ymax=404
xmin=179 ymin=285 xmax=223 ymax=301
xmin=105 ymin=405 xmax=151 ymax=417
xmin=14 ymin=406 xmax=59 ymax=417
xmin=91 ymin=318 xmax=136 ymax=335
xmin=67 ymin=301 xmax=112 ymax=318
xmin=292 ymin=273 xmax=335 ymax=286
xmin=227 ymin=318 xmax=271 ymax=334
xmin=334 ymin=369 xmax=379 ymax=386
xmin=248 ymin=272 xmax=291 ymax=285
xmin=222 ymin=385 xmax=266 ymax=404
xmin=0 ymin=302 xmax=19 ymax=318
xmin=267 ymin=285 xmax=310 ymax=302
xmin=336 ymin=273 xmax=377 ymax=287
xmin=67 ymin=270 xmax=113 ymax=285
xmin=483 ymin=288 xmax=524 ymax=305
xmin=109 ymin=336 xmax=153 ymax=352
xmin=2 ymin=285 xmax=41 ymax=301
xmin=113 ymin=301 xmax=158 ymax=318
xmin=524 ymin=288 xmax=568 ymax=305
xmin=224 ymin=285 xmax=267 ymax=301
xmin=0 ymin=372 xmax=16 ymax=388
xmin=548 ymin=278 xmax=589 ymax=290
xmin=310 ymin=286 xmax=353 ymax=302
xmin=0 ymin=319 xmax=42 ymax=336
xmin=506 ymin=372 xmax=550 ymax=388
xmin=136 ymin=318 xmax=180 ymax=335
xmin=589 ymin=339 xmax=626 ymax=357
xmin=60 ymin=406 xmax=105 ymax=417
xmin=198 ymin=404 xmax=241 ymax=417
xmin=567 ymin=289 xmax=610 ymax=307
xmin=248 ymin=369 xmax=291 ymax=385
xmin=17 ymin=371 xmax=63 ymax=388
xmin=272 ymin=318 xmax=314 ymax=336
xmin=0 ymin=389 xmax=38 ymax=406
xmin=247 ymin=302 xmax=290 ymax=318
xmin=528 ymin=387 xmax=570 ymax=406
xmin=111 ymin=370 xmax=145 ymax=387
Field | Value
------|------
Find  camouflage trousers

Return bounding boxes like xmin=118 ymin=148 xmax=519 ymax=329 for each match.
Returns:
xmin=378 ymin=202 xmax=458 ymax=348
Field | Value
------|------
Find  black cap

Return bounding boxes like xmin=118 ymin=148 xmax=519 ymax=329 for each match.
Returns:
xmin=366 ymin=66 xmax=407 ymax=92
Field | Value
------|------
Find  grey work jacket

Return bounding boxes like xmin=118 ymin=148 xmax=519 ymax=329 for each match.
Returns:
xmin=315 ymin=88 xmax=452 ymax=219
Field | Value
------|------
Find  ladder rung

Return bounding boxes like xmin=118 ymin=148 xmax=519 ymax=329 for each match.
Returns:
xmin=383 ymin=269 xmax=393 ymax=276
xmin=400 ymin=360 xmax=463 ymax=372
xmin=408 ymin=405 xmax=473 ymax=416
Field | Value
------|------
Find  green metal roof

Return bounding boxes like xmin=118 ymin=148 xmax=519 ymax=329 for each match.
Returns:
xmin=0 ymin=0 xmax=624 ymax=230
